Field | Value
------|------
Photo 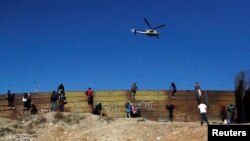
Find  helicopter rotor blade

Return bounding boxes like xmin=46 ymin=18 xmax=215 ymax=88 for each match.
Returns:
xmin=144 ymin=18 xmax=152 ymax=29
xmin=153 ymin=24 xmax=166 ymax=29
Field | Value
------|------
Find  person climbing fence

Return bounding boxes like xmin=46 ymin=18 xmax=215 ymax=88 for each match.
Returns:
xmin=195 ymin=82 xmax=202 ymax=104
xmin=131 ymin=83 xmax=138 ymax=101
xmin=169 ymin=82 xmax=177 ymax=98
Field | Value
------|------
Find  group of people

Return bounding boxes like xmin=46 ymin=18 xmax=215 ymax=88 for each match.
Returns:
xmin=220 ymin=104 xmax=235 ymax=125
xmin=167 ymin=82 xmax=210 ymax=125
xmin=51 ymin=83 xmax=67 ymax=112
xmin=195 ymin=82 xmax=210 ymax=126
xmin=22 ymin=93 xmax=37 ymax=115
xmin=130 ymin=82 xmax=176 ymax=121
xmin=4 ymin=82 xmax=236 ymax=125
xmin=196 ymin=82 xmax=236 ymax=126
xmin=6 ymin=90 xmax=37 ymax=115
xmin=6 ymin=83 xmax=68 ymax=114
xmin=51 ymin=85 xmax=94 ymax=113
xmin=129 ymin=82 xmax=208 ymax=124
xmin=131 ymin=82 xmax=177 ymax=101
xmin=125 ymin=101 xmax=141 ymax=118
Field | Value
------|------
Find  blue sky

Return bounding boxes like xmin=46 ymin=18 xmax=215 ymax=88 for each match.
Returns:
xmin=1 ymin=0 xmax=250 ymax=93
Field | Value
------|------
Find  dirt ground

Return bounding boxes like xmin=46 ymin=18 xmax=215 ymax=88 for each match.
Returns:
xmin=0 ymin=112 xmax=209 ymax=141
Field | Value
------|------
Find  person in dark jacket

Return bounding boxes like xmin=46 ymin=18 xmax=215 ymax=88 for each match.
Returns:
xmin=6 ymin=90 xmax=15 ymax=109
xmin=57 ymin=83 xmax=65 ymax=94
xmin=131 ymin=83 xmax=138 ymax=101
xmin=166 ymin=104 xmax=175 ymax=122
xmin=220 ymin=106 xmax=227 ymax=123
xmin=228 ymin=104 xmax=235 ymax=123
xmin=27 ymin=93 xmax=32 ymax=110
xmin=30 ymin=103 xmax=37 ymax=115
xmin=195 ymin=82 xmax=202 ymax=104
xmin=170 ymin=82 xmax=177 ymax=98
xmin=51 ymin=91 xmax=59 ymax=112
xmin=93 ymin=103 xmax=102 ymax=115
xmin=59 ymin=92 xmax=67 ymax=112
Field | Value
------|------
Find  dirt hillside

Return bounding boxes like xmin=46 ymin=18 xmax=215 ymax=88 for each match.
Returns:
xmin=0 ymin=112 xmax=208 ymax=141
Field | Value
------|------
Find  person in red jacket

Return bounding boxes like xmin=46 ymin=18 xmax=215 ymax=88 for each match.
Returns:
xmin=85 ymin=87 xmax=93 ymax=105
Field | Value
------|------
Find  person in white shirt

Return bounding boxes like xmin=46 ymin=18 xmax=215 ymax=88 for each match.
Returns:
xmin=198 ymin=102 xmax=209 ymax=126
xmin=22 ymin=93 xmax=28 ymax=110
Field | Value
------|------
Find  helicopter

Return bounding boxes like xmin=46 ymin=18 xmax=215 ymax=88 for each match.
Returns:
xmin=131 ymin=18 xmax=165 ymax=39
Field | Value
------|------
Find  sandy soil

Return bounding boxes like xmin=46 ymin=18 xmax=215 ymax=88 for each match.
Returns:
xmin=0 ymin=112 xmax=208 ymax=141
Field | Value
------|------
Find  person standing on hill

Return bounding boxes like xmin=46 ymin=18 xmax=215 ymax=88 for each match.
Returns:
xmin=51 ymin=91 xmax=59 ymax=112
xmin=220 ymin=106 xmax=227 ymax=124
xmin=198 ymin=102 xmax=209 ymax=126
xmin=6 ymin=90 xmax=15 ymax=109
xmin=170 ymin=82 xmax=177 ymax=98
xmin=27 ymin=93 xmax=32 ymax=110
xmin=131 ymin=83 xmax=138 ymax=101
xmin=85 ymin=87 xmax=93 ymax=105
xmin=59 ymin=91 xmax=67 ymax=112
xmin=6 ymin=90 xmax=11 ymax=107
xmin=125 ymin=102 xmax=131 ymax=118
xmin=166 ymin=103 xmax=175 ymax=122
xmin=22 ymin=93 xmax=28 ymax=110
xmin=228 ymin=104 xmax=235 ymax=123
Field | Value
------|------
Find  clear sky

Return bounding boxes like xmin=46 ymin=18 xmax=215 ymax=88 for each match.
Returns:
xmin=1 ymin=0 xmax=250 ymax=94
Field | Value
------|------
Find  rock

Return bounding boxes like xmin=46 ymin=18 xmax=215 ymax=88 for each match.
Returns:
xmin=156 ymin=136 xmax=161 ymax=140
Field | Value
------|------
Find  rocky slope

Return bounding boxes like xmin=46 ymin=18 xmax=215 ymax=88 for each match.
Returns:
xmin=0 ymin=112 xmax=208 ymax=141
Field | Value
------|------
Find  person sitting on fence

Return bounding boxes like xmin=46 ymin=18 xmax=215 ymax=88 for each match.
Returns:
xmin=85 ymin=87 xmax=93 ymax=105
xmin=130 ymin=103 xmax=141 ymax=118
xmin=30 ymin=103 xmax=37 ymax=115
xmin=93 ymin=103 xmax=103 ymax=115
